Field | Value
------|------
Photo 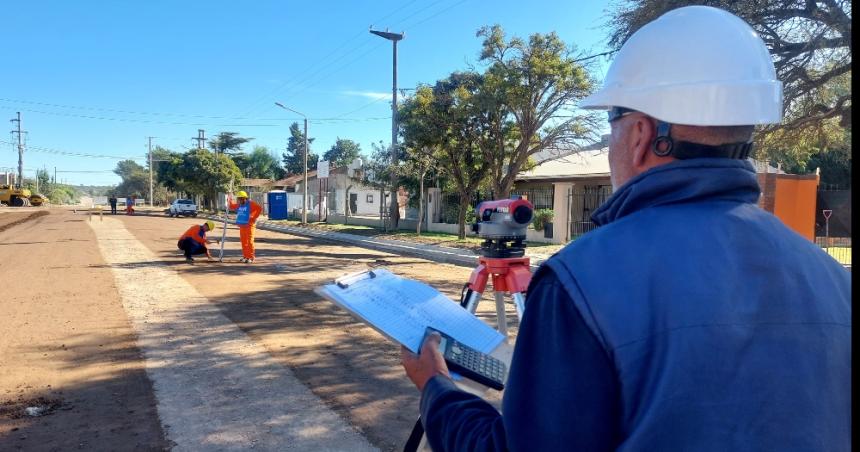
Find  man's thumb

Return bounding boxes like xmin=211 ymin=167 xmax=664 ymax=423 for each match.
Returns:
xmin=423 ymin=331 xmax=441 ymax=352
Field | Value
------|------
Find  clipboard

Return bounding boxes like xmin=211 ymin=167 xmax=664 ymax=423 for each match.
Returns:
xmin=315 ymin=268 xmax=505 ymax=355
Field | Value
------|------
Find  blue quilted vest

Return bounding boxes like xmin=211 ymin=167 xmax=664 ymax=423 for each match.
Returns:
xmin=545 ymin=159 xmax=851 ymax=450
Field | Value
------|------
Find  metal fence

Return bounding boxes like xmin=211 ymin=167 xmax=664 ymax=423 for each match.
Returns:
xmin=815 ymin=236 xmax=852 ymax=268
xmin=568 ymin=185 xmax=612 ymax=238
xmin=439 ymin=193 xmax=471 ymax=224
xmin=511 ymin=186 xmax=554 ymax=210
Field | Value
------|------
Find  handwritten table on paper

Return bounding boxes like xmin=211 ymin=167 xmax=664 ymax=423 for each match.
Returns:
xmin=316 ymin=268 xmax=505 ymax=354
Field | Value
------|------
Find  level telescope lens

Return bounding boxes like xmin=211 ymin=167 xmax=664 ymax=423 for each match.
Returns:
xmin=512 ymin=205 xmax=533 ymax=225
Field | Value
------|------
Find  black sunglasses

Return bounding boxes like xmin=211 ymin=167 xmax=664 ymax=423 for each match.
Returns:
xmin=607 ymin=107 xmax=637 ymax=123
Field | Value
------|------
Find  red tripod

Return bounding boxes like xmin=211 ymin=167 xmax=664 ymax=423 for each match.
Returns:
xmin=460 ymin=256 xmax=532 ymax=337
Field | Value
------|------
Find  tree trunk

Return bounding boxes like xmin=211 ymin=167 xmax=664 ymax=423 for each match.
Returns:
xmin=389 ymin=188 xmax=399 ymax=231
xmin=457 ymin=194 xmax=470 ymax=239
xmin=417 ymin=173 xmax=425 ymax=235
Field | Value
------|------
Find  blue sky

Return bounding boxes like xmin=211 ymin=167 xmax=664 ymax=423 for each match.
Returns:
xmin=0 ymin=0 xmax=612 ymax=186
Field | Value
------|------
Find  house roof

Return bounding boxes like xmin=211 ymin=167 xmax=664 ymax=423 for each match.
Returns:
xmin=517 ymin=145 xmax=786 ymax=182
xmin=241 ymin=178 xmax=275 ymax=187
xmin=275 ymin=171 xmax=318 ymax=187
xmin=517 ymin=148 xmax=611 ymax=182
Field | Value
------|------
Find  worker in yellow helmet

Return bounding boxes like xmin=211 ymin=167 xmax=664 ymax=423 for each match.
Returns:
xmin=177 ymin=220 xmax=219 ymax=263
xmin=227 ymin=191 xmax=263 ymax=263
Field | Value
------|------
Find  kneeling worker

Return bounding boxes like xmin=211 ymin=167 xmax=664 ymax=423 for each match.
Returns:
xmin=178 ymin=220 xmax=218 ymax=263
xmin=227 ymin=191 xmax=262 ymax=263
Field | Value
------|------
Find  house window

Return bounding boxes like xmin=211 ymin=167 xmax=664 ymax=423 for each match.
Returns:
xmin=366 ymin=194 xmax=374 ymax=203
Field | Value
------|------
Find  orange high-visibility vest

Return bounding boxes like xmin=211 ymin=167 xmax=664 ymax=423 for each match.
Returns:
xmin=179 ymin=225 xmax=207 ymax=245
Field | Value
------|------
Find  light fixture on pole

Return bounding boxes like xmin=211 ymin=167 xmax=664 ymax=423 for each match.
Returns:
xmin=274 ymin=102 xmax=309 ymax=224
xmin=370 ymin=28 xmax=404 ymax=231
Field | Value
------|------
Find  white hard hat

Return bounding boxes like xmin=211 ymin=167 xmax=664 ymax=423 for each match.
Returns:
xmin=580 ymin=6 xmax=783 ymax=126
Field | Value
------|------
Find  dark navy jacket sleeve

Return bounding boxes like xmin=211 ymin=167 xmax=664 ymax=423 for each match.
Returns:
xmin=419 ymin=267 xmax=621 ymax=451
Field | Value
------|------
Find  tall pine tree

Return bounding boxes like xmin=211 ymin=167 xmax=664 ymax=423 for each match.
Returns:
xmin=281 ymin=122 xmax=317 ymax=175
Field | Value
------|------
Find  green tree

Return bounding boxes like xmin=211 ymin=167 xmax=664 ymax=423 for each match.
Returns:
xmin=239 ymin=145 xmax=286 ymax=179
xmin=282 ymin=122 xmax=318 ymax=175
xmin=36 ymin=168 xmax=50 ymax=194
xmin=400 ymin=73 xmax=493 ymax=238
xmin=477 ymin=25 xmax=599 ymax=197
xmin=606 ymin=0 xmax=851 ymax=167
xmin=179 ymin=148 xmax=243 ymax=210
xmin=209 ymin=132 xmax=254 ymax=155
xmin=155 ymin=149 xmax=189 ymax=195
xmin=323 ymin=138 xmax=362 ymax=168
xmin=113 ymin=160 xmax=149 ymax=198
xmin=399 ymin=147 xmax=438 ymax=234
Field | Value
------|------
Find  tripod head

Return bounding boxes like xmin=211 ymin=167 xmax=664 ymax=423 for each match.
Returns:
xmin=471 ymin=197 xmax=534 ymax=258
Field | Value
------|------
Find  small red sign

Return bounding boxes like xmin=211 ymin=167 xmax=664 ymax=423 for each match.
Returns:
xmin=823 ymin=210 xmax=833 ymax=219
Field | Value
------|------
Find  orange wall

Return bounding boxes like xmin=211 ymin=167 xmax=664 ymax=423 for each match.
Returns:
xmin=772 ymin=175 xmax=819 ymax=241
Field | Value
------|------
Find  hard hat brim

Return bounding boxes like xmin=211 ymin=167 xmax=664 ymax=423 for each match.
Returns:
xmin=580 ymin=80 xmax=783 ymax=126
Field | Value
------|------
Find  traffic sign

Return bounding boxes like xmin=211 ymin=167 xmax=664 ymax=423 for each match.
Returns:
xmin=823 ymin=209 xmax=833 ymax=219
xmin=317 ymin=160 xmax=330 ymax=179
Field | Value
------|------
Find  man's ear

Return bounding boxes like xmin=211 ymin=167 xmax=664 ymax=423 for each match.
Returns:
xmin=630 ymin=116 xmax=656 ymax=171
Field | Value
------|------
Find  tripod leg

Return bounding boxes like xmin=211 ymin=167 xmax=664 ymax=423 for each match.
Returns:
xmin=512 ymin=292 xmax=526 ymax=324
xmin=403 ymin=418 xmax=424 ymax=452
xmin=462 ymin=289 xmax=482 ymax=314
xmin=494 ymin=291 xmax=508 ymax=337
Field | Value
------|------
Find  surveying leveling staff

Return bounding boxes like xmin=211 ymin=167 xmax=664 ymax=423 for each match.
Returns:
xmin=228 ymin=191 xmax=262 ymax=263
xmin=178 ymin=220 xmax=218 ymax=263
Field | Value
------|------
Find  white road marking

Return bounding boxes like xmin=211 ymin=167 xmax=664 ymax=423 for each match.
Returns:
xmin=90 ymin=217 xmax=377 ymax=451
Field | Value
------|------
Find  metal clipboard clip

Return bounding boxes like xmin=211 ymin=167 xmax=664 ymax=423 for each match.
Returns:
xmin=335 ymin=269 xmax=377 ymax=289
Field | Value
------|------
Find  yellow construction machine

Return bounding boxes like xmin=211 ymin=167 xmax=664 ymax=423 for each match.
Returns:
xmin=0 ymin=184 xmax=33 ymax=207
xmin=29 ymin=193 xmax=47 ymax=206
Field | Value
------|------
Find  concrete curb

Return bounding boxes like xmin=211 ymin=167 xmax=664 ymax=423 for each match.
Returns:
xmin=202 ymin=214 xmax=548 ymax=269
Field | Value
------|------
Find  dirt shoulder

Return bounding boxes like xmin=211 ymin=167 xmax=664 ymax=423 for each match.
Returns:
xmin=120 ymin=214 xmax=517 ymax=451
xmin=0 ymin=210 xmax=169 ymax=450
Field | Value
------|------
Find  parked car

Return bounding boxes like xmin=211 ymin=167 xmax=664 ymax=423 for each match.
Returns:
xmin=168 ymin=199 xmax=197 ymax=217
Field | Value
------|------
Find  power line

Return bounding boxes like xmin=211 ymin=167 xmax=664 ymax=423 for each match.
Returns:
xmin=239 ymin=0 xmax=437 ymax=117
xmin=0 ymin=139 xmax=142 ymax=160
xmin=406 ymin=0 xmax=470 ymax=29
xmin=4 ymin=108 xmax=282 ymax=127
xmin=268 ymin=0 xmax=463 ymax=113
xmin=330 ymin=96 xmax=390 ymax=119
xmin=0 ymin=102 xmax=389 ymax=124
xmin=0 ymin=97 xmax=285 ymax=121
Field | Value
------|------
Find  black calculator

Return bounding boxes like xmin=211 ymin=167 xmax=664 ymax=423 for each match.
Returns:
xmin=424 ymin=327 xmax=507 ymax=390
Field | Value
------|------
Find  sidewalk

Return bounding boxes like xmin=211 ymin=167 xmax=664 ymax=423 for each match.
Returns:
xmin=203 ymin=214 xmax=552 ymax=269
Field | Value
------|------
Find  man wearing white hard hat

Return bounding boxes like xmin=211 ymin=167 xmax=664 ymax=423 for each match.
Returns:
xmin=402 ymin=6 xmax=850 ymax=451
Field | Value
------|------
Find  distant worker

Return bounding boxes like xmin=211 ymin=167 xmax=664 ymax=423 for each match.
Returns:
xmin=108 ymin=195 xmax=117 ymax=215
xmin=126 ymin=195 xmax=136 ymax=215
xmin=228 ymin=191 xmax=262 ymax=263
xmin=177 ymin=220 xmax=219 ymax=263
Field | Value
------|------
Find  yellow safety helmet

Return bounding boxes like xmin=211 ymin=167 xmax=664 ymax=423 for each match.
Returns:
xmin=236 ymin=190 xmax=249 ymax=198
xmin=205 ymin=220 xmax=216 ymax=231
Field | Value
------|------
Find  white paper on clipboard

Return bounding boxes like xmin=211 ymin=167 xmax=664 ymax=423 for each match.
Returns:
xmin=315 ymin=268 xmax=504 ymax=354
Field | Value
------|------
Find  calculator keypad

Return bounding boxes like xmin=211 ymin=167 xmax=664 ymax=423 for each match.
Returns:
xmin=445 ymin=338 xmax=506 ymax=385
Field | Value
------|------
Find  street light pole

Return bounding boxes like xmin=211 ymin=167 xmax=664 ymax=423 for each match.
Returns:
xmin=370 ymin=28 xmax=404 ymax=231
xmin=148 ymin=136 xmax=154 ymax=208
xmin=274 ymin=102 xmax=309 ymax=224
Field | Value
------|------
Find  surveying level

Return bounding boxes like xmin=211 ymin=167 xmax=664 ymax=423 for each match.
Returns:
xmin=462 ymin=196 xmax=535 ymax=336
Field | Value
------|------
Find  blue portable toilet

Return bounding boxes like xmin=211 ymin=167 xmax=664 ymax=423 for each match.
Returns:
xmin=267 ymin=190 xmax=288 ymax=220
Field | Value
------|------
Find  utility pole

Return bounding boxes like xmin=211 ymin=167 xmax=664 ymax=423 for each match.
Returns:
xmin=148 ymin=137 xmax=155 ymax=207
xmin=9 ymin=112 xmax=25 ymax=189
xmin=193 ymin=129 xmax=206 ymax=149
xmin=370 ymin=28 xmax=405 ymax=231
